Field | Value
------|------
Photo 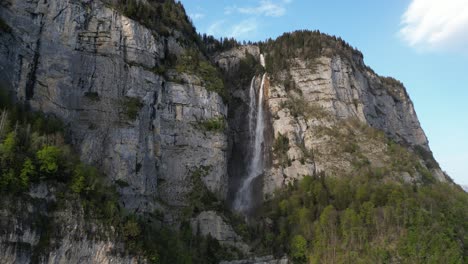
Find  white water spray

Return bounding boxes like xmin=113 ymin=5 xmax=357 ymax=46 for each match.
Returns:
xmin=248 ymin=77 xmax=256 ymax=133
xmin=234 ymin=73 xmax=267 ymax=213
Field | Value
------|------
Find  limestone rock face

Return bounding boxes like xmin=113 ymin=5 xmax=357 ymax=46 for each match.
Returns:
xmin=0 ymin=0 xmax=229 ymax=261
xmin=191 ymin=211 xmax=249 ymax=253
xmin=0 ymin=0 xmax=227 ymax=210
xmin=0 ymin=1 xmax=452 ymax=262
xmin=216 ymin=45 xmax=448 ymax=198
xmin=214 ymin=45 xmax=260 ymax=75
xmin=0 ymin=186 xmax=143 ymax=264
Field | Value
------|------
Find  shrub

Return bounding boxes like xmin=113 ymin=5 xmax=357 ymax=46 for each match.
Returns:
xmin=175 ymin=49 xmax=227 ymax=100
xmin=123 ymin=218 xmax=141 ymax=238
xmin=36 ymin=146 xmax=62 ymax=175
xmin=273 ymin=133 xmax=290 ymax=167
xmin=281 ymin=96 xmax=328 ymax=120
xmin=0 ymin=132 xmax=16 ymax=163
xmin=414 ymin=145 xmax=439 ymax=169
xmin=197 ymin=117 xmax=225 ymax=132
xmin=84 ymin=91 xmax=100 ymax=101
xmin=0 ymin=18 xmax=12 ymax=33
xmin=70 ymin=164 xmax=87 ymax=193
xmin=290 ymin=235 xmax=307 ymax=263
xmin=121 ymin=96 xmax=144 ymax=120
xmin=20 ymin=158 xmax=35 ymax=188
xmin=236 ymin=52 xmax=264 ymax=85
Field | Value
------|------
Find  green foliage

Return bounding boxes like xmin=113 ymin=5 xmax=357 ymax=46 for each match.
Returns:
xmin=84 ymin=91 xmax=100 ymax=101
xmin=106 ymin=0 xmax=197 ymax=41
xmin=235 ymin=52 xmax=264 ymax=86
xmin=414 ymin=145 xmax=439 ymax=169
xmin=199 ymin=60 xmax=226 ymax=97
xmin=0 ymin=89 xmax=239 ymax=264
xmin=200 ymin=34 xmax=241 ymax=54
xmin=0 ymin=132 xmax=16 ymax=163
xmin=197 ymin=116 xmax=225 ymax=132
xmin=36 ymin=146 xmax=62 ymax=175
xmin=70 ymin=164 xmax=87 ymax=193
xmin=260 ymin=30 xmax=362 ymax=76
xmin=175 ymin=50 xmax=227 ymax=100
xmin=121 ymin=96 xmax=143 ymax=120
xmin=290 ymin=235 xmax=307 ymax=263
xmin=20 ymin=158 xmax=35 ymax=188
xmin=115 ymin=179 xmax=130 ymax=188
xmin=106 ymin=1 xmax=226 ymax=97
xmin=0 ymin=99 xmax=65 ymax=193
xmin=273 ymin=133 xmax=290 ymax=167
xmin=281 ymin=96 xmax=328 ymax=120
xmin=0 ymin=17 xmax=12 ymax=33
xmin=123 ymin=218 xmax=141 ymax=238
xmin=256 ymin=172 xmax=468 ymax=263
xmin=184 ymin=166 xmax=223 ymax=218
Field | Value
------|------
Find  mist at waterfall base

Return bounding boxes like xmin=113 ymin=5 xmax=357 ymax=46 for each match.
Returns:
xmin=233 ymin=55 xmax=267 ymax=214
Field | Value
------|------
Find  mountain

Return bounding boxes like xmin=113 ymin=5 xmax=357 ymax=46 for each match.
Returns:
xmin=0 ymin=0 xmax=466 ymax=263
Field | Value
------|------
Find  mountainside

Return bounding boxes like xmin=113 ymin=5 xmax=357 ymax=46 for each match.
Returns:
xmin=217 ymin=32 xmax=448 ymax=204
xmin=0 ymin=1 xmax=466 ymax=263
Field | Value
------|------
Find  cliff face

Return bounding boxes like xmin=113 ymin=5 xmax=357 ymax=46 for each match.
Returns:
xmin=0 ymin=0 xmax=230 ymax=262
xmin=0 ymin=184 xmax=142 ymax=264
xmin=216 ymin=33 xmax=448 ymax=199
xmin=0 ymin=0 xmax=228 ymax=210
xmin=0 ymin=1 xmax=453 ymax=263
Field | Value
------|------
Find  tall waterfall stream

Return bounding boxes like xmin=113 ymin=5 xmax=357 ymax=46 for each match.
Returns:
xmin=233 ymin=55 xmax=267 ymax=213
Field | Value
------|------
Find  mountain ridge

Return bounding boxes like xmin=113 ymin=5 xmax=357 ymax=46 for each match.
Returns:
xmin=0 ymin=0 xmax=465 ymax=263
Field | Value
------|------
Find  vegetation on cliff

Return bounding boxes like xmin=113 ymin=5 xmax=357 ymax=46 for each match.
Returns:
xmin=175 ymin=49 xmax=227 ymax=100
xmin=240 ymin=172 xmax=467 ymax=263
xmin=0 ymin=88 xmax=237 ymax=263
xmin=104 ymin=0 xmax=197 ymax=41
xmin=260 ymin=30 xmax=362 ymax=76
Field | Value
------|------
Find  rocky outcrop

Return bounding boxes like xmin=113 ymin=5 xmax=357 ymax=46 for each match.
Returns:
xmin=191 ymin=211 xmax=249 ymax=253
xmin=0 ymin=185 xmax=142 ymax=264
xmin=214 ymin=45 xmax=260 ymax=76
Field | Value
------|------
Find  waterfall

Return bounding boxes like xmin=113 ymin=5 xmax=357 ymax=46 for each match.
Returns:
xmin=248 ymin=77 xmax=256 ymax=133
xmin=260 ymin=54 xmax=266 ymax=68
xmin=234 ymin=73 xmax=267 ymax=213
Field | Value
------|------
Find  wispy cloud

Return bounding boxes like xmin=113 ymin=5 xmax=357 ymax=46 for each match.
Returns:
xmin=226 ymin=0 xmax=292 ymax=17
xmin=399 ymin=0 xmax=468 ymax=53
xmin=207 ymin=0 xmax=292 ymax=40
xmin=230 ymin=19 xmax=259 ymax=38
xmin=190 ymin=13 xmax=205 ymax=20
xmin=207 ymin=20 xmax=226 ymax=36
xmin=207 ymin=19 xmax=259 ymax=39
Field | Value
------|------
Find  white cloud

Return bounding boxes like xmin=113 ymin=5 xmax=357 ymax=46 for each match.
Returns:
xmin=230 ymin=19 xmax=259 ymax=38
xmin=224 ymin=6 xmax=235 ymax=15
xmin=399 ymin=0 xmax=468 ymax=52
xmin=226 ymin=0 xmax=291 ymax=17
xmin=206 ymin=19 xmax=258 ymax=39
xmin=207 ymin=20 xmax=226 ymax=36
xmin=190 ymin=13 xmax=205 ymax=20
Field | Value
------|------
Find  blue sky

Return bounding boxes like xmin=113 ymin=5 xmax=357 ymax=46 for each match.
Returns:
xmin=180 ymin=0 xmax=468 ymax=186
